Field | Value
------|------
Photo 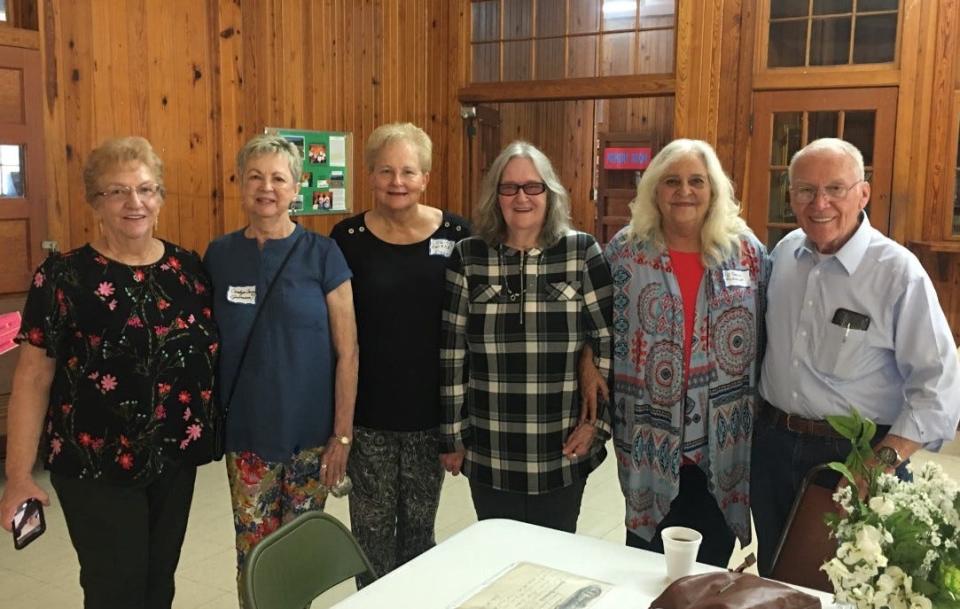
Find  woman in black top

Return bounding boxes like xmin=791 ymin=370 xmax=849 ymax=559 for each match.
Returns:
xmin=331 ymin=122 xmax=468 ymax=581
xmin=0 ymin=137 xmax=220 ymax=609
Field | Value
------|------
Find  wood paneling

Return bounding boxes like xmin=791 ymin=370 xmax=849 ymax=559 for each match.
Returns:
xmin=40 ymin=0 xmax=463 ymax=256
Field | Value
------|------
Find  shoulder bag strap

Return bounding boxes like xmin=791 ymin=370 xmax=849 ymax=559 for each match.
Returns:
xmin=223 ymin=229 xmax=306 ymax=408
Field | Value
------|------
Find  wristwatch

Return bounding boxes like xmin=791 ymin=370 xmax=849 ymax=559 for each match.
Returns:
xmin=875 ymin=445 xmax=901 ymax=468
xmin=332 ymin=434 xmax=352 ymax=446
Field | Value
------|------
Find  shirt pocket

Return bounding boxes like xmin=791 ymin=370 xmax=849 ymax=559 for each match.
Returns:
xmin=544 ymin=280 xmax=582 ymax=307
xmin=814 ymin=323 xmax=867 ymax=379
xmin=470 ymin=283 xmax=503 ymax=304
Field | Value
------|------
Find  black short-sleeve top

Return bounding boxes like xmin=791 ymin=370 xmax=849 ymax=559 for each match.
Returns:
xmin=16 ymin=242 xmax=221 ymax=484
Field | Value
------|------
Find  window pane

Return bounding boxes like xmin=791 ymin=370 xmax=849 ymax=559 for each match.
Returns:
xmin=640 ymin=0 xmax=675 ymax=27
xmin=503 ymin=0 xmax=533 ymax=40
xmin=0 ymin=144 xmax=24 ymax=197
xmin=809 ymin=111 xmax=840 ymax=141
xmin=603 ymin=0 xmax=637 ymax=30
xmin=766 ymin=226 xmax=795 ymax=250
xmin=858 ymin=0 xmax=899 ymax=11
xmin=503 ymin=40 xmax=533 ymax=80
xmin=600 ymin=32 xmax=635 ymax=76
xmin=569 ymin=0 xmax=600 ymax=34
xmin=567 ymin=35 xmax=598 ymax=77
xmin=536 ymin=38 xmax=565 ymax=80
xmin=842 ymin=111 xmax=876 ymax=166
xmin=810 ymin=17 xmax=851 ymax=65
xmin=770 ymin=0 xmax=809 ymax=19
xmin=472 ymin=1 xmax=500 ymax=43
xmin=536 ymin=0 xmax=566 ymax=37
xmin=954 ymin=132 xmax=960 ymax=236
xmin=638 ymin=28 xmax=674 ymax=73
xmin=768 ymin=170 xmax=795 ymax=223
xmin=853 ymin=14 xmax=897 ymax=64
xmin=0 ymin=0 xmax=7 ymax=22
xmin=472 ymin=43 xmax=500 ymax=82
xmin=771 ymin=112 xmax=803 ymax=166
xmin=813 ymin=0 xmax=852 ymax=15
xmin=768 ymin=20 xmax=807 ymax=67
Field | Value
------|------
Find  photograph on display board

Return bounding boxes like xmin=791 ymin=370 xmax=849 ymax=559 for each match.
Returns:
xmin=266 ymin=127 xmax=352 ymax=216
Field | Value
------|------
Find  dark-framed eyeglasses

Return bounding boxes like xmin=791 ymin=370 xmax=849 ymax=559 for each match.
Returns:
xmin=497 ymin=182 xmax=547 ymax=196
xmin=789 ymin=181 xmax=864 ymax=204
xmin=95 ymin=184 xmax=163 ymax=203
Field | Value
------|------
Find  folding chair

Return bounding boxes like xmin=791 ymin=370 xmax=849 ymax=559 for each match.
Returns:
xmin=241 ymin=511 xmax=378 ymax=609
xmin=769 ymin=464 xmax=838 ymax=593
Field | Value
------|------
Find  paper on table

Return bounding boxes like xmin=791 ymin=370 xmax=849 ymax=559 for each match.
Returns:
xmin=0 ymin=311 xmax=23 ymax=356
xmin=329 ymin=136 xmax=346 ymax=167
xmin=451 ymin=562 xmax=612 ymax=609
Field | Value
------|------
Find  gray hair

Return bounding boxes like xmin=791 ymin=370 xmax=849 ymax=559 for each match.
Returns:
xmin=472 ymin=141 xmax=572 ymax=248
xmin=236 ymin=134 xmax=302 ymax=182
xmin=789 ymin=138 xmax=866 ymax=182
xmin=364 ymin=123 xmax=433 ymax=173
xmin=628 ymin=138 xmax=751 ymax=268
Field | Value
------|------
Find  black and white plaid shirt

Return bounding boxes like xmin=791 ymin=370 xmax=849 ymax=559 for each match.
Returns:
xmin=440 ymin=232 xmax=614 ymax=494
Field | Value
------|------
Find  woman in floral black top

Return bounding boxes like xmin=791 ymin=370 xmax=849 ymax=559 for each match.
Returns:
xmin=0 ymin=137 xmax=220 ymax=609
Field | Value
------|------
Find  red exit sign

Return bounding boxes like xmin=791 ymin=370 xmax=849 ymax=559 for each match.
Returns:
xmin=604 ymin=147 xmax=652 ymax=170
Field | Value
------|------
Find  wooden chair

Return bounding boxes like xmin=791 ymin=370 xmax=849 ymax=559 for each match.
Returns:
xmin=241 ymin=511 xmax=377 ymax=609
xmin=769 ymin=464 xmax=838 ymax=593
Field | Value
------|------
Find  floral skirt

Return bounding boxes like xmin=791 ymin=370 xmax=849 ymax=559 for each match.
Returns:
xmin=225 ymin=446 xmax=329 ymax=574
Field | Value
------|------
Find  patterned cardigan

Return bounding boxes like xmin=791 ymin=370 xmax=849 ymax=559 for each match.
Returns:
xmin=604 ymin=228 xmax=769 ymax=543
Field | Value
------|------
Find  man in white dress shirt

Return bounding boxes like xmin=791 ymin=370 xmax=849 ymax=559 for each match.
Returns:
xmin=751 ymin=138 xmax=960 ymax=575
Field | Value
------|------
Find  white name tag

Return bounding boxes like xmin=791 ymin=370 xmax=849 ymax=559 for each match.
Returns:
xmin=722 ymin=269 xmax=750 ymax=288
xmin=429 ymin=238 xmax=455 ymax=257
xmin=227 ymin=285 xmax=257 ymax=305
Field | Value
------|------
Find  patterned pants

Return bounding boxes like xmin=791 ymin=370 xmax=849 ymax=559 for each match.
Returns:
xmin=226 ymin=447 xmax=329 ymax=577
xmin=347 ymin=426 xmax=444 ymax=582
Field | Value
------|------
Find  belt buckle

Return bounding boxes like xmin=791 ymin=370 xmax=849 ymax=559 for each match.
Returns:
xmin=783 ymin=413 xmax=804 ymax=434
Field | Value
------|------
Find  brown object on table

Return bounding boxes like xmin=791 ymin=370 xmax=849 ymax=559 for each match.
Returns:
xmin=649 ymin=571 xmax=821 ymax=609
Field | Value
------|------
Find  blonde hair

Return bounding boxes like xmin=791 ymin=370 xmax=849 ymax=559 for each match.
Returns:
xmin=83 ymin=136 xmax=164 ymax=204
xmin=472 ymin=141 xmax=572 ymax=248
xmin=628 ymin=138 xmax=751 ymax=268
xmin=236 ymin=134 xmax=302 ymax=182
xmin=364 ymin=123 xmax=433 ymax=173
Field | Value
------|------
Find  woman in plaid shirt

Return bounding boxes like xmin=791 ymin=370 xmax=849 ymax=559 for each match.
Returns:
xmin=439 ymin=141 xmax=613 ymax=532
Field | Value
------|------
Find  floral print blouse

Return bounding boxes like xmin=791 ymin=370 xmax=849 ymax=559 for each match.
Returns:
xmin=16 ymin=242 xmax=221 ymax=483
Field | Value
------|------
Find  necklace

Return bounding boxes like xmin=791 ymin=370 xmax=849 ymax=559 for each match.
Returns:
xmin=498 ymin=247 xmax=540 ymax=328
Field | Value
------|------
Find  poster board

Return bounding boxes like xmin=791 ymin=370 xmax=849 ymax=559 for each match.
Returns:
xmin=265 ymin=127 xmax=352 ymax=217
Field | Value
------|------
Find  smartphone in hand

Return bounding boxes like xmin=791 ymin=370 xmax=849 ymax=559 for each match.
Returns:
xmin=12 ymin=498 xmax=45 ymax=550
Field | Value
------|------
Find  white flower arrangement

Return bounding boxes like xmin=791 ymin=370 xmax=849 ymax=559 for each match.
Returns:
xmin=820 ymin=411 xmax=960 ymax=609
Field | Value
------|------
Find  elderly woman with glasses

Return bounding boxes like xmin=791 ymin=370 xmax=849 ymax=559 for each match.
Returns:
xmin=440 ymin=140 xmax=613 ymax=532
xmin=600 ymin=139 xmax=768 ymax=567
xmin=0 ymin=136 xmax=221 ymax=609
xmin=203 ymin=134 xmax=358 ymax=597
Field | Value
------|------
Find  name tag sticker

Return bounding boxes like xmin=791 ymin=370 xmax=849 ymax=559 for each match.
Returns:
xmin=429 ymin=238 xmax=455 ymax=257
xmin=722 ymin=269 xmax=750 ymax=288
xmin=227 ymin=285 xmax=257 ymax=305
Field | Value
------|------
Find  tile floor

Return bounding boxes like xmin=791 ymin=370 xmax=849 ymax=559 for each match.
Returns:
xmin=2 ymin=436 xmax=959 ymax=608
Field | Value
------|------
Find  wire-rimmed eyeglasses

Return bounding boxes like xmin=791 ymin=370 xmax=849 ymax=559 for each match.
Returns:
xmin=790 ymin=181 xmax=864 ymax=205
xmin=95 ymin=184 xmax=163 ymax=203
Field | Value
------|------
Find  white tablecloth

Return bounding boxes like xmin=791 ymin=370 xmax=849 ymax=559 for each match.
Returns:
xmin=332 ymin=518 xmax=838 ymax=608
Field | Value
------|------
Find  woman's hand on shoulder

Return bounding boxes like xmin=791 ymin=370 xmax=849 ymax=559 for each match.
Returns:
xmin=0 ymin=477 xmax=49 ymax=533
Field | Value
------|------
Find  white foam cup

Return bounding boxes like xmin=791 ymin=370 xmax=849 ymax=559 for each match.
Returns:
xmin=660 ymin=526 xmax=703 ymax=582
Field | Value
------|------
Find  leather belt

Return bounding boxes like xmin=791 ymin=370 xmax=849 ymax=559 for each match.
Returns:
xmin=761 ymin=401 xmax=844 ymax=439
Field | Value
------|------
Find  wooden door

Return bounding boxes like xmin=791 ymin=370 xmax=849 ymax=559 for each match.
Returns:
xmin=464 ymin=104 xmax=501 ymax=222
xmin=0 ymin=43 xmax=47 ymax=445
xmin=748 ymin=88 xmax=897 ymax=247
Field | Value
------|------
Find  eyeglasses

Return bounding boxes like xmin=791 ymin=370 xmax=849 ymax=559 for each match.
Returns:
xmin=95 ymin=184 xmax=163 ymax=203
xmin=790 ymin=181 xmax=863 ymax=204
xmin=497 ymin=182 xmax=547 ymax=196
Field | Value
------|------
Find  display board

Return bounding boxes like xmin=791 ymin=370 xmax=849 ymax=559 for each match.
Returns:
xmin=266 ymin=127 xmax=352 ymax=216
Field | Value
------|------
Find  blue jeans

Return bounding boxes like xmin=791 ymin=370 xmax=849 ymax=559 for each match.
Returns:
xmin=750 ymin=415 xmax=909 ymax=576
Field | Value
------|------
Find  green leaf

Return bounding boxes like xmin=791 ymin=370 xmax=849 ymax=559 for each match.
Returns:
xmin=828 ymin=462 xmax=856 ymax=485
xmin=827 ymin=414 xmax=860 ymax=441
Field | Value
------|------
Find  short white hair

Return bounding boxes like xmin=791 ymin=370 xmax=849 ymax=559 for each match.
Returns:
xmin=789 ymin=138 xmax=865 ymax=182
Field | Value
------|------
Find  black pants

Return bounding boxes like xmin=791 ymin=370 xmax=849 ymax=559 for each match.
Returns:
xmin=469 ymin=477 xmax=587 ymax=533
xmin=625 ymin=465 xmax=736 ymax=568
xmin=51 ymin=464 xmax=198 ymax=609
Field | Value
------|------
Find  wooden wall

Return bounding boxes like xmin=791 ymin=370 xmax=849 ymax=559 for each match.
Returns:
xmin=40 ymin=0 xmax=467 ymax=256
